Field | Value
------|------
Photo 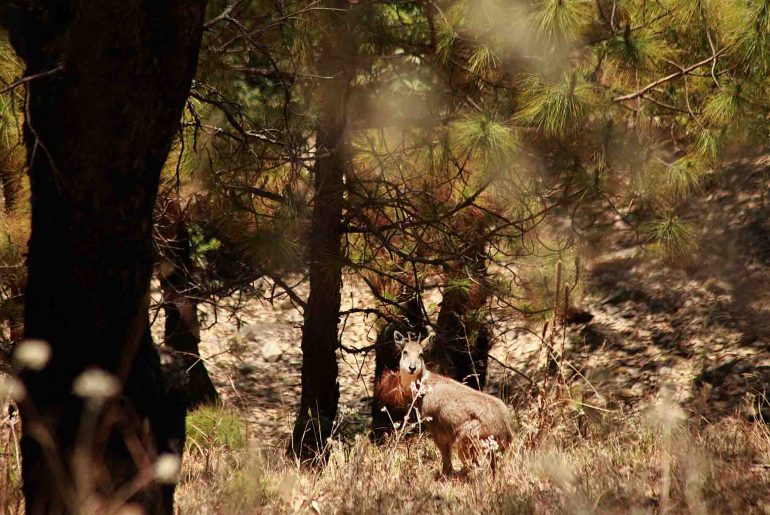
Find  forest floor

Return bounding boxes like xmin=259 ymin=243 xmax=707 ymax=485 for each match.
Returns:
xmin=4 ymin=156 xmax=770 ymax=513
xmin=169 ymin=155 xmax=770 ymax=513
xmin=171 ymin=155 xmax=770 ymax=513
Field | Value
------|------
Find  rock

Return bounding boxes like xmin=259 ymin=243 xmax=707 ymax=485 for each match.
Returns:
xmin=616 ymin=387 xmax=639 ymax=400
xmin=598 ymin=288 xmax=632 ymax=306
xmin=238 ymin=362 xmax=256 ymax=374
xmin=580 ymin=323 xmax=615 ymax=350
xmin=651 ymin=330 xmax=674 ymax=348
xmin=704 ymin=278 xmax=733 ymax=294
xmin=695 ymin=359 xmax=749 ymax=387
xmin=238 ymin=324 xmax=261 ymax=342
xmin=261 ymin=341 xmax=283 ymax=362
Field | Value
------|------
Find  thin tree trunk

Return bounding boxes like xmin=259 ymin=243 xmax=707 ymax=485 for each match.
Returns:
xmin=1 ymin=2 xmax=207 ymax=512
xmin=0 ymin=159 xmax=21 ymax=213
xmin=158 ymin=196 xmax=219 ymax=408
xmin=289 ymin=0 xmax=354 ymax=462
xmin=435 ymin=238 xmax=492 ymax=390
xmin=0 ymin=155 xmax=23 ymax=340
xmin=6 ymin=284 xmax=23 ymax=343
xmin=0 ymin=152 xmax=24 ymax=338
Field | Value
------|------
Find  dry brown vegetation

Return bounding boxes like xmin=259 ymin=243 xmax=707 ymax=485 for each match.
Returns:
xmin=5 ymin=160 xmax=770 ymax=513
xmin=175 ymin=401 xmax=770 ymax=514
xmin=2 ymin=389 xmax=770 ymax=513
xmin=171 ymin=160 xmax=770 ymax=514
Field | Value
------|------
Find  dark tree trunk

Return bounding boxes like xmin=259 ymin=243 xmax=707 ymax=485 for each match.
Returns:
xmin=0 ymin=155 xmax=24 ymax=341
xmin=289 ymin=0 xmax=354 ymax=462
xmin=1 ymin=2 xmax=207 ymax=513
xmin=6 ymin=284 xmax=23 ymax=343
xmin=435 ymin=238 xmax=492 ymax=390
xmin=371 ymin=296 xmax=426 ymax=441
xmin=469 ymin=324 xmax=491 ymax=390
xmin=158 ymin=196 xmax=219 ymax=408
xmin=0 ymin=158 xmax=21 ymax=213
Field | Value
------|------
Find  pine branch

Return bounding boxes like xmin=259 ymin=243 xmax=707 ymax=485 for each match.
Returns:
xmin=613 ymin=49 xmax=728 ymax=103
xmin=0 ymin=63 xmax=64 ymax=95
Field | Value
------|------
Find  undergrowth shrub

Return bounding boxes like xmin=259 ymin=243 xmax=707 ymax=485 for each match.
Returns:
xmin=185 ymin=405 xmax=247 ymax=454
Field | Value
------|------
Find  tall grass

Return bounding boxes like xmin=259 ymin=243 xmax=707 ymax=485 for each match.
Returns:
xmin=2 ymin=378 xmax=770 ymax=513
xmin=174 ymin=393 xmax=770 ymax=514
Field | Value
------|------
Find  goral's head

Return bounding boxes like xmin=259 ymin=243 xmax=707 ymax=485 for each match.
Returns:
xmin=395 ymin=330 xmax=435 ymax=390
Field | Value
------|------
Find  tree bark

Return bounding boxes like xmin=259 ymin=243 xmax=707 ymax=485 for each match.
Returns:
xmin=0 ymin=129 xmax=24 ymax=340
xmin=157 ymin=196 xmax=219 ymax=408
xmin=289 ymin=0 xmax=354 ymax=462
xmin=0 ymin=158 xmax=21 ymax=213
xmin=435 ymin=237 xmax=492 ymax=390
xmin=1 ymin=1 xmax=207 ymax=513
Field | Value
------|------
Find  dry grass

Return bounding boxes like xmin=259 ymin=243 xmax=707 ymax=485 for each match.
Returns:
xmin=1 ymin=391 xmax=770 ymax=513
xmin=174 ymin=397 xmax=770 ymax=515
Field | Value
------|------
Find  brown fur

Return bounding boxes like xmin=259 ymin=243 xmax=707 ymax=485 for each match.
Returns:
xmin=418 ymin=372 xmax=512 ymax=476
xmin=374 ymin=369 xmax=413 ymax=414
xmin=397 ymin=333 xmax=512 ymax=476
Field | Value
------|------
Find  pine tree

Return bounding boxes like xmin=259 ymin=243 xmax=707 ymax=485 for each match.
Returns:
xmin=1 ymin=2 xmax=208 ymax=511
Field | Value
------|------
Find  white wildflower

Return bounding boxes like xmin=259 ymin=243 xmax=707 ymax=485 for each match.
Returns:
xmin=415 ymin=410 xmax=432 ymax=425
xmin=14 ymin=339 xmax=51 ymax=371
xmin=0 ymin=376 xmax=26 ymax=401
xmin=410 ymin=379 xmax=432 ymax=398
xmin=410 ymin=381 xmax=419 ymax=397
xmin=338 ymin=404 xmax=357 ymax=418
xmin=154 ymin=453 xmax=181 ymax=484
xmin=480 ymin=436 xmax=500 ymax=453
xmin=72 ymin=369 xmax=120 ymax=399
xmin=645 ymin=387 xmax=687 ymax=436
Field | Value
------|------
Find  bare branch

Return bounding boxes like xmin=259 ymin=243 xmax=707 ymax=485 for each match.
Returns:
xmin=613 ymin=49 xmax=728 ymax=103
xmin=0 ymin=63 xmax=65 ymax=95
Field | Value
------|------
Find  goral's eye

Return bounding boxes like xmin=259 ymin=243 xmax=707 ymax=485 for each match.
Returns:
xmin=419 ymin=353 xmax=424 ymax=358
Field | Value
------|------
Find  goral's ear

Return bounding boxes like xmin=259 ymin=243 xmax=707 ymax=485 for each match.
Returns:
xmin=393 ymin=330 xmax=406 ymax=349
xmin=420 ymin=329 xmax=436 ymax=350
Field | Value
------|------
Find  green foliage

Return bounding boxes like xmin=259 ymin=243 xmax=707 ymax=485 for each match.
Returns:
xmin=186 ymin=406 xmax=247 ymax=453
xmin=187 ymin=0 xmax=770 ymax=351
xmin=187 ymin=222 xmax=221 ymax=266
xmin=604 ymin=28 xmax=672 ymax=71
xmin=642 ymin=214 xmax=697 ymax=260
xmin=703 ymin=85 xmax=743 ymax=126
xmin=695 ymin=129 xmax=723 ymax=162
xmin=663 ymin=156 xmax=706 ymax=201
xmin=532 ymin=0 xmax=591 ymax=42
xmin=731 ymin=0 xmax=770 ymax=72
xmin=0 ymin=33 xmax=23 ymax=152
xmin=516 ymin=73 xmax=597 ymax=137
xmin=445 ymin=277 xmax=473 ymax=296
xmin=468 ymin=46 xmax=500 ymax=76
xmin=450 ymin=114 xmax=518 ymax=174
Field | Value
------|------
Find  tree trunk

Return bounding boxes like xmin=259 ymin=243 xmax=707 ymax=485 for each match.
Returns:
xmin=0 ymin=157 xmax=21 ymax=213
xmin=157 ymin=196 xmax=219 ymax=408
xmin=435 ymin=238 xmax=492 ymax=390
xmin=1 ymin=2 xmax=207 ymax=513
xmin=0 ymin=149 xmax=24 ymax=341
xmin=289 ymin=0 xmax=354 ymax=462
